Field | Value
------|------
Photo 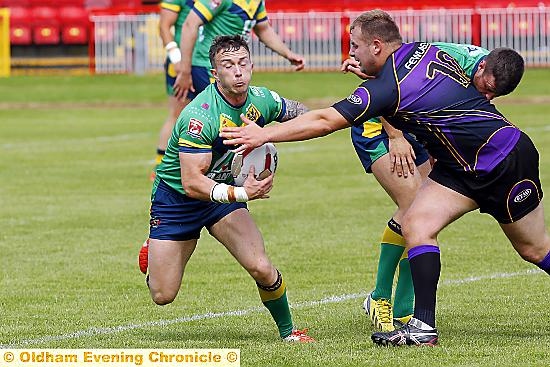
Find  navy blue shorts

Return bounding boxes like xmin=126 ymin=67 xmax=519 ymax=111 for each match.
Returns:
xmin=164 ymin=61 xmax=213 ymax=98
xmin=149 ymin=180 xmax=247 ymax=241
xmin=351 ymin=123 xmax=430 ymax=173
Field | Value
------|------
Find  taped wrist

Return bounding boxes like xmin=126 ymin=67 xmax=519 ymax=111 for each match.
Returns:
xmin=210 ymin=183 xmax=248 ymax=203
xmin=165 ymin=41 xmax=181 ymax=64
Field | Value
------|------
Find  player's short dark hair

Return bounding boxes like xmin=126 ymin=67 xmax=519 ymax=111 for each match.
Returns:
xmin=485 ymin=48 xmax=525 ymax=97
xmin=209 ymin=35 xmax=250 ymax=68
xmin=351 ymin=10 xmax=402 ymax=45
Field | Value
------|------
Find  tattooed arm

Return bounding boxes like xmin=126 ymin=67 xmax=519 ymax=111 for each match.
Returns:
xmin=280 ymin=98 xmax=309 ymax=121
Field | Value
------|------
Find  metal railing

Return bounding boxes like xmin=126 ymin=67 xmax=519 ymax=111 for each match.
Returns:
xmin=90 ymin=7 xmax=550 ymax=74
xmin=479 ymin=7 xmax=550 ymax=66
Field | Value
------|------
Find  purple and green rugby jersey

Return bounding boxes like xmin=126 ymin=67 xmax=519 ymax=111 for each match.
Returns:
xmin=333 ymin=42 xmax=521 ymax=176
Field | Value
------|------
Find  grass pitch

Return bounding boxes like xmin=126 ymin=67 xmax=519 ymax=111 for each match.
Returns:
xmin=1 ymin=70 xmax=550 ymax=366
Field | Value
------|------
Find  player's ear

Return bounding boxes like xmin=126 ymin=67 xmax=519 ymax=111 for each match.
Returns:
xmin=372 ymin=39 xmax=382 ymax=54
xmin=478 ymin=59 xmax=486 ymax=72
xmin=210 ymin=68 xmax=219 ymax=80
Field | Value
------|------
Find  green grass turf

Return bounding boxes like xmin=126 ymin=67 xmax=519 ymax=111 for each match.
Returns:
xmin=1 ymin=70 xmax=550 ymax=366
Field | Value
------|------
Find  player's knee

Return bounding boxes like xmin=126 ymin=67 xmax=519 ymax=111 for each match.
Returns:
xmin=515 ymin=244 xmax=545 ymax=264
xmin=151 ymin=290 xmax=177 ymax=306
xmin=401 ymin=215 xmax=424 ymax=246
xmin=246 ymin=260 xmax=273 ymax=285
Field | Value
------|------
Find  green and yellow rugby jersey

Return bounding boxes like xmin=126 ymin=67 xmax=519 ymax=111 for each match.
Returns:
xmin=154 ymin=82 xmax=285 ymax=196
xmin=190 ymin=0 xmax=268 ymax=68
xmin=432 ymin=42 xmax=489 ymax=79
xmin=160 ymin=0 xmax=194 ymax=45
xmin=360 ymin=42 xmax=490 ymax=138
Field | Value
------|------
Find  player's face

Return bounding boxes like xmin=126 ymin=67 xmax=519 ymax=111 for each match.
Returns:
xmin=349 ymin=27 xmax=378 ymax=76
xmin=212 ymin=47 xmax=253 ymax=96
xmin=473 ymin=61 xmax=497 ymax=100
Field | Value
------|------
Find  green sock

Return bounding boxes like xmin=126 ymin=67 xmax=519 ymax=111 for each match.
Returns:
xmin=371 ymin=220 xmax=406 ymax=301
xmin=257 ymin=270 xmax=293 ymax=338
xmin=393 ymin=256 xmax=414 ymax=318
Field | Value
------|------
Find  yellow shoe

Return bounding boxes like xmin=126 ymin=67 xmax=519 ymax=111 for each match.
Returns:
xmin=363 ymin=292 xmax=394 ymax=332
xmin=393 ymin=314 xmax=413 ymax=328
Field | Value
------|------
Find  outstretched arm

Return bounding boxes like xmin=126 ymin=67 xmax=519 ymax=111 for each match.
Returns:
xmin=254 ymin=21 xmax=305 ymax=71
xmin=280 ymin=98 xmax=309 ymax=121
xmin=221 ymin=107 xmax=350 ymax=152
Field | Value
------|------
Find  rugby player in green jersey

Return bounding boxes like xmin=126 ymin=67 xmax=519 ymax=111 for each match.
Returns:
xmin=341 ymin=43 xmax=524 ymax=332
xmin=153 ymin=0 xmax=194 ymax=180
xmin=143 ymin=35 xmax=313 ymax=342
xmin=172 ymin=0 xmax=305 ymax=101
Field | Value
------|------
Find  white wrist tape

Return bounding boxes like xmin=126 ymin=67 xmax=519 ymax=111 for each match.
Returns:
xmin=234 ymin=186 xmax=249 ymax=202
xmin=165 ymin=41 xmax=181 ymax=64
xmin=210 ymin=183 xmax=249 ymax=203
xmin=165 ymin=41 xmax=177 ymax=51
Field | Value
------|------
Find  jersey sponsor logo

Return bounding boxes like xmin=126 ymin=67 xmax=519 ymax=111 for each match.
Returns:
xmin=405 ymin=42 xmax=430 ymax=70
xmin=245 ymin=104 xmax=261 ymax=122
xmin=188 ymin=118 xmax=204 ymax=138
xmin=201 ymin=103 xmax=210 ymax=110
xmin=206 ymin=151 xmax=233 ymax=181
xmin=514 ymin=188 xmax=532 ymax=203
xmin=220 ymin=113 xmax=238 ymax=128
xmin=346 ymin=93 xmax=362 ymax=105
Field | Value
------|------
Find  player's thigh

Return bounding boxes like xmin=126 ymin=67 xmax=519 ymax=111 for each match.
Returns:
xmin=500 ymin=202 xmax=550 ymax=262
xmin=208 ymin=208 xmax=274 ymax=278
xmin=417 ymin=160 xmax=432 ymax=181
xmin=403 ymin=178 xmax=478 ymax=246
xmin=371 ymin=153 xmax=424 ymax=211
xmin=148 ymin=238 xmax=197 ymax=298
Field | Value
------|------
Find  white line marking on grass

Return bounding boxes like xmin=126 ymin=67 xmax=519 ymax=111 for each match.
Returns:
xmin=0 ymin=268 xmax=542 ymax=348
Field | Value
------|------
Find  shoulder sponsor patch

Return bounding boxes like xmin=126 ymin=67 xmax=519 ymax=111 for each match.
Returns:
xmin=346 ymin=93 xmax=362 ymax=105
xmin=188 ymin=118 xmax=204 ymax=138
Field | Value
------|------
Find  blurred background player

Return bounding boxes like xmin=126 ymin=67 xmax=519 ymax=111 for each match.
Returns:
xmin=143 ymin=35 xmax=312 ymax=342
xmin=153 ymin=0 xmax=194 ymax=180
xmin=342 ymin=44 xmax=525 ymax=332
xmin=172 ymin=0 xmax=305 ymax=102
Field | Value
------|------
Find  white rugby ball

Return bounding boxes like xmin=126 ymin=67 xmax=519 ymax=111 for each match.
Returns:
xmin=231 ymin=143 xmax=278 ymax=186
